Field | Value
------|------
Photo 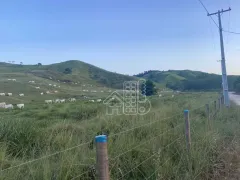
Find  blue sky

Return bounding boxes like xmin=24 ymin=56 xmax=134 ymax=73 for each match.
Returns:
xmin=1 ymin=0 xmax=240 ymax=75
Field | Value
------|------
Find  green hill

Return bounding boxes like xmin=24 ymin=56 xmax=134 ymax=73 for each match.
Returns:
xmin=135 ymin=70 xmax=240 ymax=91
xmin=0 ymin=60 xmax=136 ymax=88
xmin=0 ymin=60 xmax=137 ymax=104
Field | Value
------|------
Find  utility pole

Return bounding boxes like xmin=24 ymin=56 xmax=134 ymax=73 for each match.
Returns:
xmin=208 ymin=8 xmax=231 ymax=107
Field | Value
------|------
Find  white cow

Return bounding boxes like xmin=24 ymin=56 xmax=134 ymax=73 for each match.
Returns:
xmin=55 ymin=99 xmax=61 ymax=103
xmin=53 ymin=85 xmax=56 ymax=87
xmin=12 ymin=79 xmax=16 ymax=81
xmin=19 ymin=93 xmax=24 ymax=96
xmin=35 ymin=87 xmax=40 ymax=89
xmin=17 ymin=104 xmax=24 ymax=109
xmin=45 ymin=100 xmax=52 ymax=104
xmin=54 ymin=91 xmax=58 ymax=93
xmin=172 ymin=95 xmax=175 ymax=98
xmin=58 ymin=86 xmax=61 ymax=88
xmin=49 ymin=84 xmax=52 ymax=86
xmin=0 ymin=93 xmax=5 ymax=96
xmin=159 ymin=94 xmax=162 ymax=97
xmin=40 ymin=92 xmax=44 ymax=95
xmin=5 ymin=104 xmax=13 ymax=109
xmin=60 ymin=99 xmax=65 ymax=103
xmin=89 ymin=100 xmax=95 ymax=103
xmin=97 ymin=99 xmax=102 ymax=102
xmin=46 ymin=91 xmax=50 ymax=94
xmin=69 ymin=98 xmax=76 ymax=102
xmin=7 ymin=93 xmax=12 ymax=96
xmin=101 ymin=91 xmax=104 ymax=93
xmin=0 ymin=102 xmax=6 ymax=108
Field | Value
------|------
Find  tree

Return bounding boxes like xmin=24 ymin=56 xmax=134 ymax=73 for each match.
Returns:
xmin=141 ymin=80 xmax=157 ymax=96
xmin=37 ymin=63 xmax=42 ymax=66
xmin=20 ymin=62 xmax=23 ymax=65
xmin=63 ymin=68 xmax=72 ymax=74
xmin=234 ymin=77 xmax=240 ymax=93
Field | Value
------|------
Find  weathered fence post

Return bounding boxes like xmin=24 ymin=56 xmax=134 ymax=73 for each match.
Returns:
xmin=218 ymin=98 xmax=221 ymax=111
xmin=184 ymin=110 xmax=191 ymax=152
xmin=221 ymin=96 xmax=224 ymax=105
xmin=214 ymin=100 xmax=217 ymax=113
xmin=206 ymin=104 xmax=210 ymax=129
xmin=95 ymin=135 xmax=110 ymax=180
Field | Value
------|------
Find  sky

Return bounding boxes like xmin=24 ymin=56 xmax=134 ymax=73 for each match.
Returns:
xmin=1 ymin=0 xmax=240 ymax=75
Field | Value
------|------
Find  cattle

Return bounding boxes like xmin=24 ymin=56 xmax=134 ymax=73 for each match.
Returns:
xmin=12 ymin=79 xmax=16 ymax=81
xmin=35 ymin=87 xmax=40 ymax=89
xmin=159 ymin=94 xmax=162 ymax=97
xmin=45 ymin=100 xmax=52 ymax=104
xmin=7 ymin=93 xmax=12 ymax=96
xmin=172 ymin=95 xmax=175 ymax=98
xmin=49 ymin=77 xmax=52 ymax=79
xmin=0 ymin=102 xmax=6 ymax=108
xmin=53 ymin=85 xmax=56 ymax=87
xmin=58 ymin=86 xmax=61 ymax=88
xmin=0 ymin=93 xmax=5 ymax=96
xmin=46 ymin=91 xmax=50 ymax=94
xmin=97 ymin=99 xmax=102 ymax=102
xmin=17 ymin=104 xmax=24 ymax=109
xmin=89 ymin=100 xmax=95 ymax=102
xmin=40 ymin=92 xmax=44 ymax=95
xmin=5 ymin=104 xmax=13 ymax=109
xmin=29 ymin=81 xmax=35 ymax=83
xmin=101 ymin=91 xmax=104 ymax=93
xmin=55 ymin=99 xmax=61 ymax=103
xmin=54 ymin=91 xmax=58 ymax=93
xmin=49 ymin=84 xmax=52 ymax=86
xmin=69 ymin=98 xmax=76 ymax=102
xmin=60 ymin=99 xmax=65 ymax=103
xmin=19 ymin=93 xmax=24 ymax=96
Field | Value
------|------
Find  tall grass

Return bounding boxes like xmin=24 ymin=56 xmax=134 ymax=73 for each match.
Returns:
xmin=0 ymin=92 xmax=239 ymax=179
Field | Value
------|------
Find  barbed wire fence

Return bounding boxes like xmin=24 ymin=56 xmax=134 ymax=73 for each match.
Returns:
xmin=0 ymin=95 xmax=225 ymax=179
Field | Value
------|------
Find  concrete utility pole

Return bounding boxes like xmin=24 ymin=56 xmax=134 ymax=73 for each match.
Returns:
xmin=208 ymin=8 xmax=231 ymax=107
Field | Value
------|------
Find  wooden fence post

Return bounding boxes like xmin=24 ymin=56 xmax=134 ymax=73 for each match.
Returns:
xmin=214 ymin=101 xmax=217 ymax=112
xmin=184 ymin=110 xmax=191 ymax=152
xmin=206 ymin=104 xmax=210 ymax=129
xmin=95 ymin=135 xmax=110 ymax=180
xmin=218 ymin=98 xmax=221 ymax=111
xmin=221 ymin=96 xmax=224 ymax=105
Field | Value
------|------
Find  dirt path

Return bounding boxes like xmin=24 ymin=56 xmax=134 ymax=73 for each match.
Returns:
xmin=229 ymin=92 xmax=240 ymax=105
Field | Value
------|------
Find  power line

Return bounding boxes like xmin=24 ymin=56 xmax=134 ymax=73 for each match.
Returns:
xmin=223 ymin=30 xmax=240 ymax=35
xmin=197 ymin=0 xmax=219 ymax=28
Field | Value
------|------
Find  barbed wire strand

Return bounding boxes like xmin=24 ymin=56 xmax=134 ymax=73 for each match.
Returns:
xmin=145 ymin=151 xmax=179 ymax=180
xmin=71 ymin=170 xmax=90 ymax=180
xmin=118 ymin=137 xmax=181 ymax=179
xmin=108 ymin=112 xmax=183 ymax=138
xmin=1 ymin=141 xmax=92 ymax=172
xmin=110 ymin=123 xmax=184 ymax=161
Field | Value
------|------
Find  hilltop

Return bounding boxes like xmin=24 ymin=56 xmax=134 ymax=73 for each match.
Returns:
xmin=0 ymin=60 xmax=136 ymax=104
xmin=135 ymin=70 xmax=239 ymax=91
xmin=0 ymin=60 xmax=136 ymax=89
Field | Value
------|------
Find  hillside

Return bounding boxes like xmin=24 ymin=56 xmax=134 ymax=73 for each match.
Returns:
xmin=135 ymin=70 xmax=239 ymax=91
xmin=0 ymin=60 xmax=137 ymax=104
xmin=0 ymin=60 xmax=136 ymax=89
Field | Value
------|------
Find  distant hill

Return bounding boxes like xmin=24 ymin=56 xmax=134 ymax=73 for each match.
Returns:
xmin=0 ymin=60 xmax=136 ymax=89
xmin=135 ymin=70 xmax=239 ymax=91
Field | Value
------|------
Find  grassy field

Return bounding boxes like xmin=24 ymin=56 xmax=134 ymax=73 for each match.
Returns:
xmin=0 ymin=92 xmax=239 ymax=179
